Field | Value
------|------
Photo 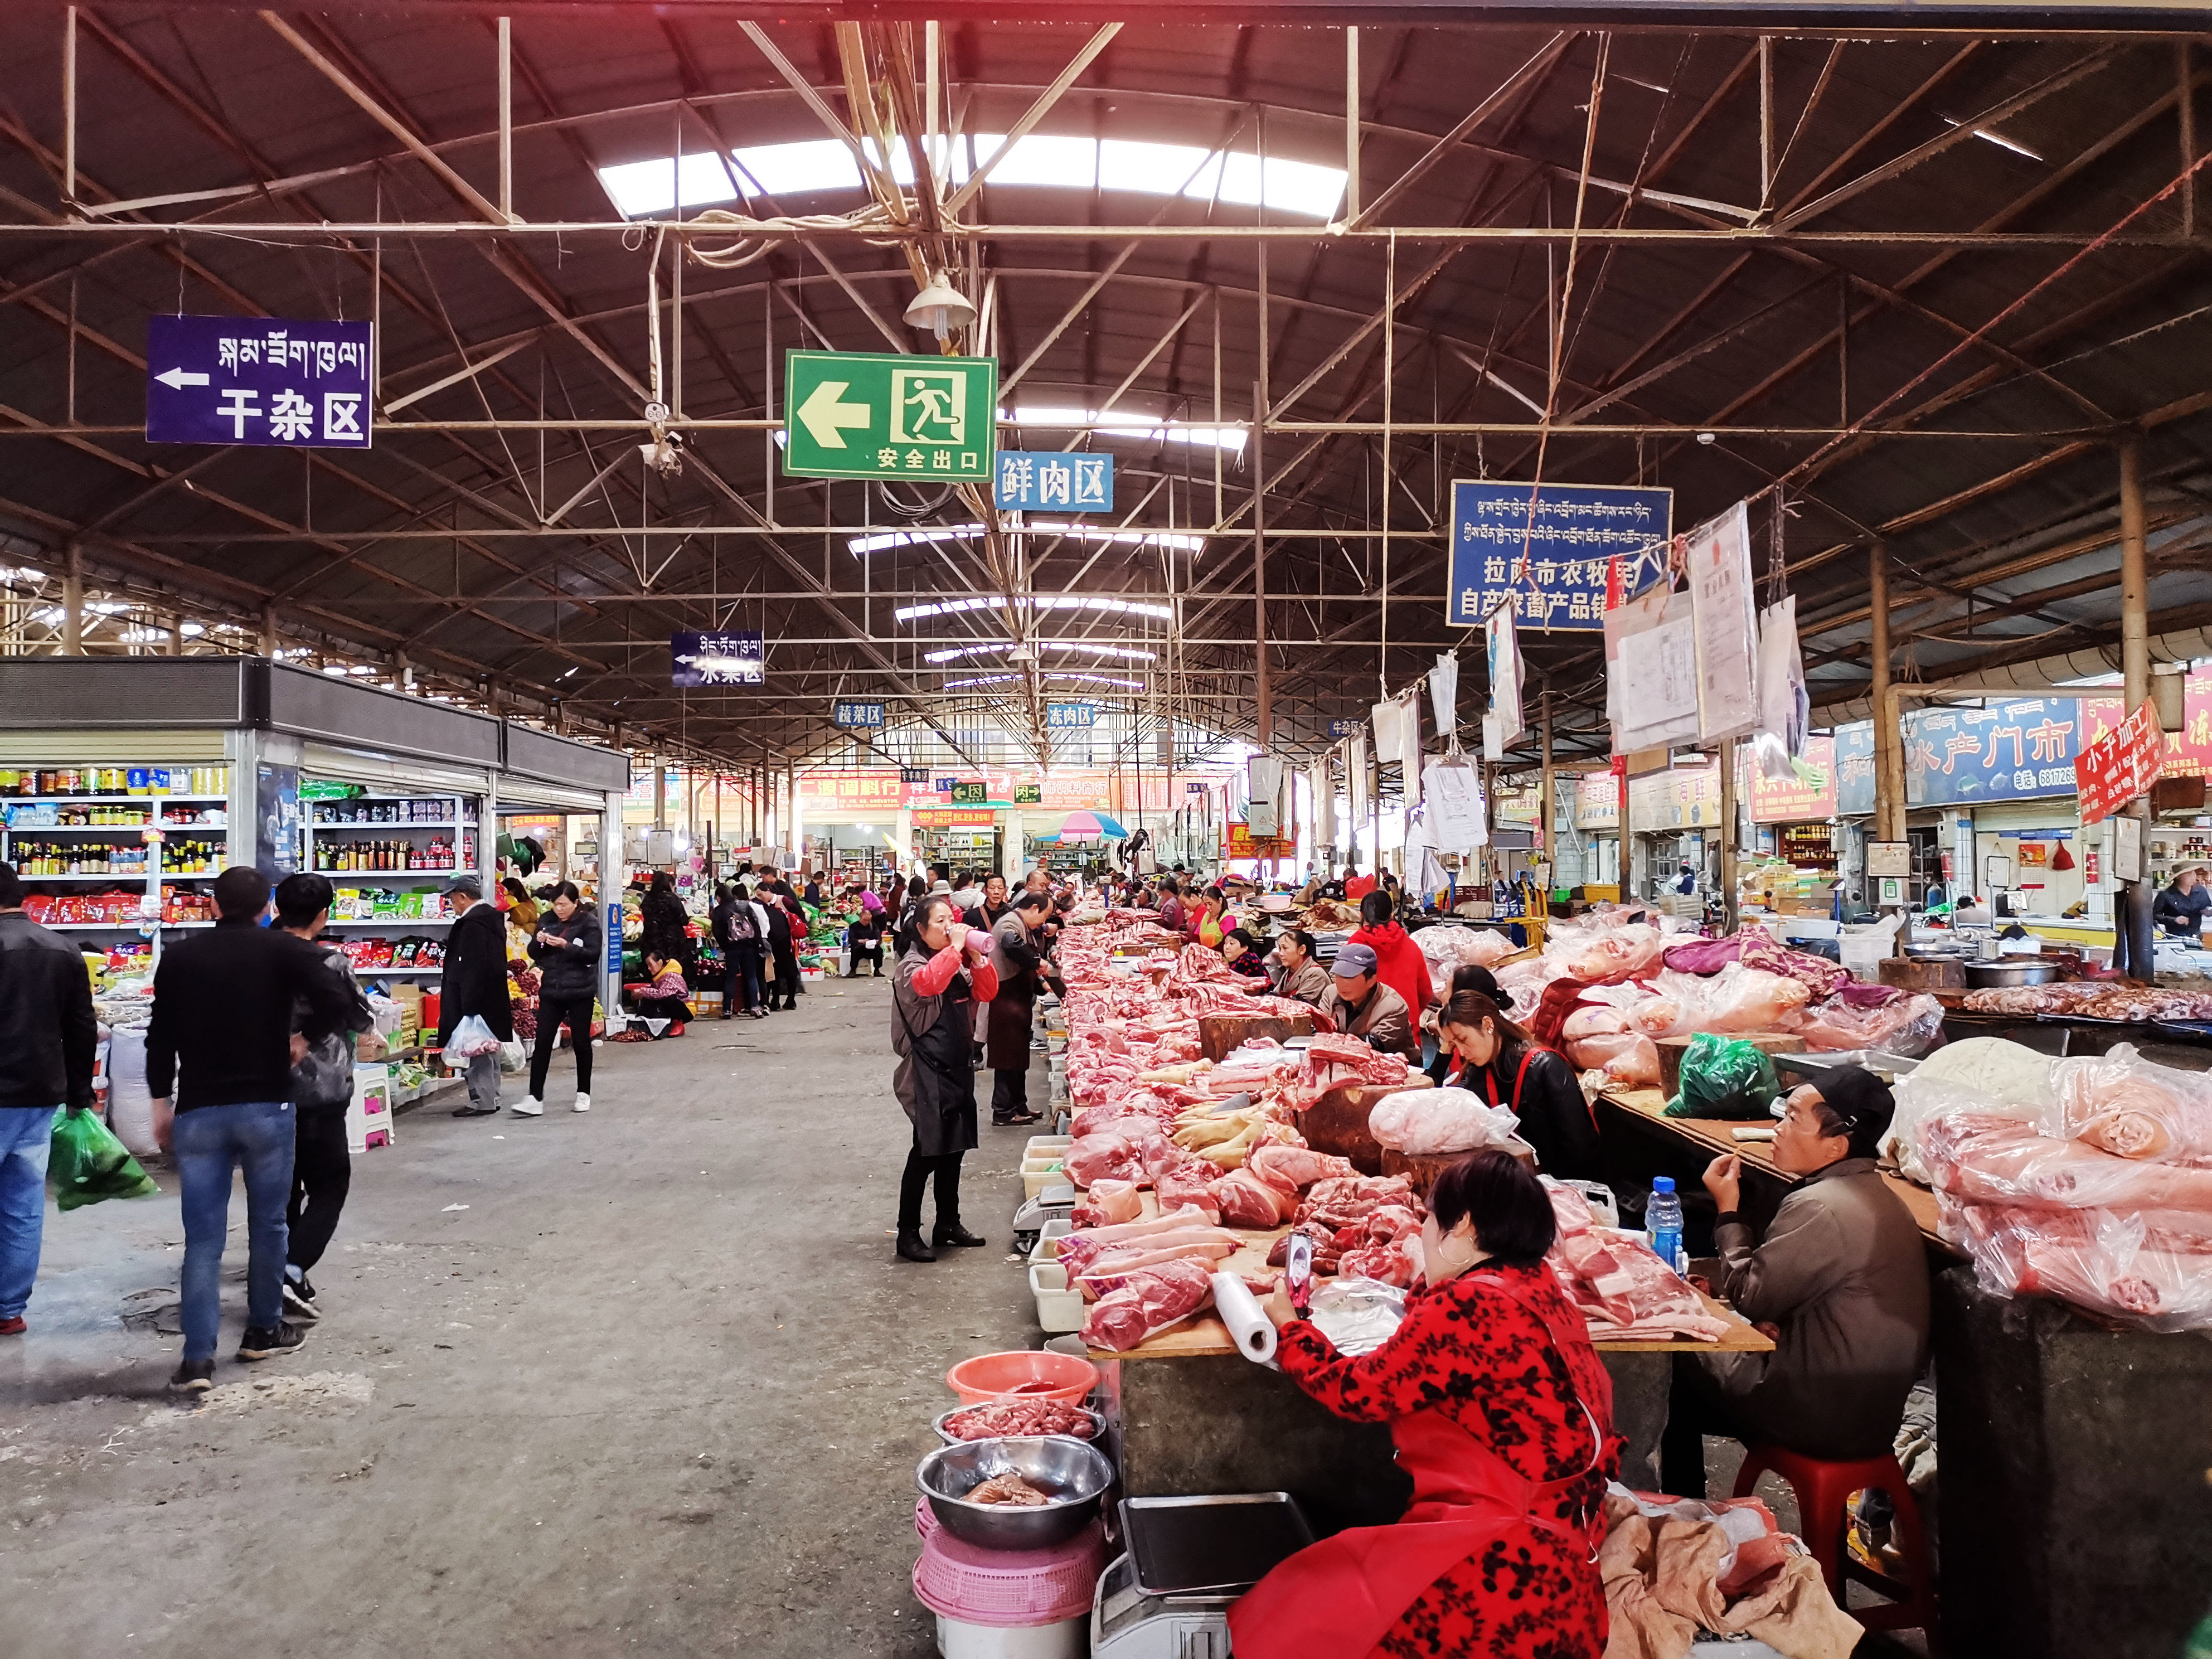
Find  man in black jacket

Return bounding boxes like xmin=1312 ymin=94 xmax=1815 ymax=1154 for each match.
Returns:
xmin=437 ymin=876 xmax=514 ymax=1117
xmin=0 ymin=861 xmax=98 ymax=1337
xmin=147 ymin=865 xmax=356 ymax=1391
xmin=273 ymin=872 xmax=372 ymax=1323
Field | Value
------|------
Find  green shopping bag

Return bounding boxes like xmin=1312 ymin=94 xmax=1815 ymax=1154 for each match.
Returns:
xmin=48 ymin=1107 xmax=161 ymax=1211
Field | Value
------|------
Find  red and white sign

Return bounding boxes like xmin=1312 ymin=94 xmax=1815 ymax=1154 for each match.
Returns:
xmin=2077 ymin=700 xmax=2162 ymax=825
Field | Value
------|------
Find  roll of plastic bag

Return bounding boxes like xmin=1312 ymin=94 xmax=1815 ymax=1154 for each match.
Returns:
xmin=1210 ymin=1272 xmax=1277 ymax=1366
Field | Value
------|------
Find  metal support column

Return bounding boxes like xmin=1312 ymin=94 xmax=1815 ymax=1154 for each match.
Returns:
xmin=1719 ymin=736 xmax=1739 ymax=929
xmin=2119 ymin=436 xmax=2156 ymax=977
xmin=1253 ymin=382 xmax=1271 ymax=751
xmin=61 ymin=542 xmax=83 ymax=655
xmin=1869 ymin=540 xmax=1904 ymax=845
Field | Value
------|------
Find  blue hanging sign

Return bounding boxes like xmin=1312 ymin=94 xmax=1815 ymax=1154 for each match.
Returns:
xmin=1045 ymin=703 xmax=1095 ymax=729
xmin=1834 ymin=722 xmax=1876 ymax=818
xmin=671 ymin=632 xmax=764 ymax=686
xmin=900 ymin=767 xmax=930 ymax=784
xmin=145 ymin=314 xmax=373 ymax=448
xmin=832 ymin=700 xmax=886 ymax=729
xmin=1446 ymin=479 xmax=1672 ymax=630
xmin=995 ymin=451 xmax=1113 ymax=513
xmin=1906 ymin=699 xmax=2082 ymax=807
xmin=1327 ymin=719 xmax=1362 ymax=738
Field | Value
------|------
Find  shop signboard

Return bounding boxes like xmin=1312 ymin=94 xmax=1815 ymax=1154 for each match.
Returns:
xmin=2077 ymin=700 xmax=2162 ymax=825
xmin=1493 ymin=787 xmax=1541 ymax=826
xmin=900 ymin=767 xmax=929 ymax=784
xmin=913 ymin=808 xmax=996 ymax=828
xmin=780 ymin=350 xmax=996 ymax=481
xmin=1747 ymin=734 xmax=1837 ymax=824
xmin=796 ymin=770 xmax=910 ymax=815
xmin=831 ymin=700 xmax=885 ymax=728
xmin=949 ymin=780 xmax=989 ymax=804
xmin=1446 ymin=479 xmax=1671 ymax=630
xmin=1834 ymin=722 xmax=1875 ymax=817
xmin=255 ymin=761 xmax=302 ymax=879
xmin=1904 ymin=698 xmax=2079 ymax=807
xmin=1228 ymin=823 xmax=1293 ymax=859
xmin=934 ymin=777 xmax=959 ymax=793
xmin=995 ymin=451 xmax=1112 ymax=512
xmin=2083 ymin=673 xmax=2212 ymax=779
xmin=1626 ymin=763 xmax=1722 ymax=828
xmin=146 ymin=314 xmax=372 ymax=449
xmin=671 ymin=631 xmax=764 ymax=686
xmin=1573 ymin=769 xmax=1621 ymax=831
xmin=1187 ymin=781 xmax=1207 ymax=793
xmin=1045 ymin=702 xmax=1096 ymax=729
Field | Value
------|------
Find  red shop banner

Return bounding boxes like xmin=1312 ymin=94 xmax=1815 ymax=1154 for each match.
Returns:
xmin=2077 ymin=700 xmax=2162 ymax=824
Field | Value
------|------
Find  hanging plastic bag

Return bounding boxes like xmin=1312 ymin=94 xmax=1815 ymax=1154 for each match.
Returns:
xmin=499 ymin=1037 xmax=527 ymax=1072
xmin=1664 ymin=1032 xmax=1782 ymax=1120
xmin=48 ymin=1106 xmax=161 ymax=1212
xmin=442 ymin=1014 xmax=502 ymax=1063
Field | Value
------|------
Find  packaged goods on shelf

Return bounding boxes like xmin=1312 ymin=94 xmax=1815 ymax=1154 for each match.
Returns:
xmin=0 ymin=765 xmax=229 ymax=797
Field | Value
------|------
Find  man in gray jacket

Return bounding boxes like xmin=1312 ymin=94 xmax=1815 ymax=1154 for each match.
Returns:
xmin=1661 ymin=1065 xmax=1930 ymax=1493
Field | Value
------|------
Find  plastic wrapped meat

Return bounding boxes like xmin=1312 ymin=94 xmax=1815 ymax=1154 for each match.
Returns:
xmin=1367 ymin=1086 xmax=1521 ymax=1156
xmin=1414 ymin=925 xmax=1519 ymax=973
xmin=1918 ymin=1109 xmax=2212 ymax=1214
xmin=1561 ymin=1005 xmax=1660 ymax=1083
xmin=1938 ymin=1192 xmax=2212 ymax=1333
xmin=1883 ymin=1073 xmax=2036 ymax=1186
xmin=1600 ymin=1037 xmax=1662 ymax=1089
xmin=1080 ymin=1257 xmax=1215 ymax=1351
xmin=1790 ymin=990 xmax=1945 ymax=1056
xmin=1699 ymin=964 xmax=1815 ymax=1033
xmin=1561 ymin=924 xmax=1665 ymax=986
xmin=2046 ymin=1044 xmax=2212 ymax=1164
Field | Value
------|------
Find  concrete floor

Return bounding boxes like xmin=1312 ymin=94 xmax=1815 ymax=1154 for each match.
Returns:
xmin=1 ymin=972 xmax=1041 ymax=1658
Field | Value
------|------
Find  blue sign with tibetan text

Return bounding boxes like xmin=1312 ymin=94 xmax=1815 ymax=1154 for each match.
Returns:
xmin=995 ymin=451 xmax=1112 ymax=513
xmin=671 ymin=631 xmax=764 ymax=687
xmin=1831 ymin=701 xmax=2083 ymax=817
xmin=1447 ymin=479 xmax=1671 ymax=630
xmin=145 ymin=314 xmax=372 ymax=449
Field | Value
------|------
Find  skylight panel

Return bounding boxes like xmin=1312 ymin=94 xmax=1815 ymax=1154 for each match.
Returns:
xmin=1215 ymin=152 xmax=1346 ymax=219
xmin=596 ymin=153 xmax=740 ymax=218
xmin=731 ymin=138 xmax=865 ymax=197
xmin=974 ymin=133 xmax=1097 ymax=190
xmin=1100 ymin=139 xmax=1220 ymax=200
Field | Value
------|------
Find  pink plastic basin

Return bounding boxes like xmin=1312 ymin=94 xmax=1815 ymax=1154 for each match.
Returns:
xmin=944 ymin=1350 xmax=1098 ymax=1406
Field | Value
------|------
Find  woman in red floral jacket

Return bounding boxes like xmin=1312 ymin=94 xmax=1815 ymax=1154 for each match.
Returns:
xmin=1234 ymin=1149 xmax=1621 ymax=1659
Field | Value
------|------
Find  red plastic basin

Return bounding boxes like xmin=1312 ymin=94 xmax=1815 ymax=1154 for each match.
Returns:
xmin=944 ymin=1350 xmax=1098 ymax=1406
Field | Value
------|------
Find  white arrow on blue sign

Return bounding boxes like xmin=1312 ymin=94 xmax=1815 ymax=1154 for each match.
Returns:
xmin=145 ymin=315 xmax=373 ymax=449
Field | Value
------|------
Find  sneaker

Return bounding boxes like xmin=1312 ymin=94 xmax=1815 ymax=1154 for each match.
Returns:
xmin=0 ymin=1314 xmax=25 ymax=1336
xmin=282 ymin=1278 xmax=320 ymax=1321
xmin=573 ymin=1093 xmax=591 ymax=1113
xmin=168 ymin=1357 xmax=215 ymax=1394
xmin=237 ymin=1321 xmax=309 ymax=1362
xmin=510 ymin=1096 xmax=545 ymax=1117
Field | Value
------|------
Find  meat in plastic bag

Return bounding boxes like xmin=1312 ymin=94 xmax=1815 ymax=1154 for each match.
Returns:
xmin=1918 ymin=1108 xmax=2212 ymax=1213
xmin=1368 ymin=1086 xmax=1521 ymax=1155
xmin=1561 ymin=924 xmax=1665 ymax=986
xmin=1938 ymin=1191 xmax=2212 ymax=1333
xmin=2046 ymin=1043 xmax=2212 ymax=1164
xmin=1884 ymin=1073 xmax=2035 ymax=1186
xmin=1791 ymin=990 xmax=1946 ymax=1056
xmin=1698 ymin=963 xmax=1814 ymax=1033
xmin=1600 ymin=1036 xmax=1662 ymax=1089
xmin=1414 ymin=925 xmax=1519 ymax=974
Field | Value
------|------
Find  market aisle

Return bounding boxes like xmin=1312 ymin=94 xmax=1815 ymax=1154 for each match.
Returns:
xmin=0 ymin=971 xmax=1041 ymax=1658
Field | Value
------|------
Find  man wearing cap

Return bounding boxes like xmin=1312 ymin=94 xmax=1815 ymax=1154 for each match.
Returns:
xmin=438 ymin=875 xmax=514 ymax=1118
xmin=1318 ymin=940 xmax=1417 ymax=1060
xmin=1660 ymin=1065 xmax=1932 ymax=1496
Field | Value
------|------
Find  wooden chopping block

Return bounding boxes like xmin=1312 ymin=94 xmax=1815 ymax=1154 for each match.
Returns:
xmin=1294 ymin=1075 xmax=1430 ymax=1176
xmin=1655 ymin=1032 xmax=1807 ymax=1101
xmin=1880 ymin=956 xmax=1965 ymax=992
xmin=1381 ymin=1136 xmax=1537 ymax=1196
xmin=1199 ymin=1011 xmax=1313 ymax=1063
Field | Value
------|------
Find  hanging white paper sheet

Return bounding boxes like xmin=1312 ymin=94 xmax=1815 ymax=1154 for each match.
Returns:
xmin=1429 ymin=653 xmax=1459 ymax=743
xmin=1349 ymin=732 xmax=1370 ymax=824
xmin=1686 ymin=500 xmax=1759 ymax=743
xmin=1485 ymin=605 xmax=1526 ymax=748
xmin=1398 ymin=693 xmax=1423 ymax=808
xmin=1424 ymin=758 xmax=1488 ymax=853
xmin=1605 ymin=581 xmax=1701 ymax=755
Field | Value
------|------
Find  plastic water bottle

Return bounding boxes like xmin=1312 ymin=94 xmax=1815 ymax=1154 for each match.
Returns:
xmin=1647 ymin=1177 xmax=1685 ymax=1275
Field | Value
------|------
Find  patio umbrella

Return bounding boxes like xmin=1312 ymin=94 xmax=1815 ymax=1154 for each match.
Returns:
xmin=1051 ymin=810 xmax=1128 ymax=841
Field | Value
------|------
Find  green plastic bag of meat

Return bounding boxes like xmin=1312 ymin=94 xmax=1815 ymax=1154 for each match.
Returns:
xmin=48 ymin=1106 xmax=161 ymax=1211
xmin=1663 ymin=1032 xmax=1782 ymax=1122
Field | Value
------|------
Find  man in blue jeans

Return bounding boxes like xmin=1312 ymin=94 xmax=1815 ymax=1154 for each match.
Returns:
xmin=0 ymin=861 xmax=99 ymax=1336
xmin=147 ymin=865 xmax=356 ymax=1393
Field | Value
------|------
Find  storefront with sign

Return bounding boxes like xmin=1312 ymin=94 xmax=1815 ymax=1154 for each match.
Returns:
xmin=1742 ymin=734 xmax=1839 ymax=915
xmin=1571 ymin=770 xmax=1622 ymax=898
xmin=1624 ymin=758 xmax=1723 ymax=903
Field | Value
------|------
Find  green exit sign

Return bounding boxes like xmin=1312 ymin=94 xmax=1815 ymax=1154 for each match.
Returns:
xmin=1013 ymin=783 xmax=1041 ymax=804
xmin=949 ymin=780 xmax=988 ymax=804
xmin=782 ymin=350 xmax=997 ymax=481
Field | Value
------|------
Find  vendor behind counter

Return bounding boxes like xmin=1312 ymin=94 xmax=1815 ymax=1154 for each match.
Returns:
xmin=1318 ymin=940 xmax=1417 ymax=1059
xmin=2154 ymin=867 xmax=2210 ymax=939
xmin=1662 ymin=1065 xmax=1930 ymax=1495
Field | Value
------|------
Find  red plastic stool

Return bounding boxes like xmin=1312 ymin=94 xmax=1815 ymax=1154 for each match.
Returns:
xmin=1731 ymin=1445 xmax=1939 ymax=1642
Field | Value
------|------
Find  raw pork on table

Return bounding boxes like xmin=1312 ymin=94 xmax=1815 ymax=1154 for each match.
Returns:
xmin=1080 ymin=1257 xmax=1216 ymax=1351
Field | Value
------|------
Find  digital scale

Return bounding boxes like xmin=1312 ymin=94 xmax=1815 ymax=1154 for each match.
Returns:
xmin=1092 ymin=1494 xmax=1314 ymax=1659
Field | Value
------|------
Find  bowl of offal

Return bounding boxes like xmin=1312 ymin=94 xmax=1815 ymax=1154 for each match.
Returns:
xmin=915 ymin=1435 xmax=1114 ymax=1550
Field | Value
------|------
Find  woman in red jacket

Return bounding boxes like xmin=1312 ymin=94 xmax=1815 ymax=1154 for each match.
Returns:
xmin=1234 ymin=1149 xmax=1620 ymax=1659
xmin=1347 ymin=889 xmax=1433 ymax=1023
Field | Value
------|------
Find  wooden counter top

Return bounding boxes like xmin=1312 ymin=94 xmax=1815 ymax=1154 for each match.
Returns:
xmin=1599 ymin=1087 xmax=1946 ymax=1244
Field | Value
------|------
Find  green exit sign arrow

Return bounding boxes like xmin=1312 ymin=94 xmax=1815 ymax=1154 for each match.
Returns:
xmin=781 ymin=349 xmax=998 ymax=482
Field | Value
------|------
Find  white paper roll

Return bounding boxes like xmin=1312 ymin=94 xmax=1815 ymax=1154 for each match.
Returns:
xmin=1210 ymin=1272 xmax=1277 ymax=1365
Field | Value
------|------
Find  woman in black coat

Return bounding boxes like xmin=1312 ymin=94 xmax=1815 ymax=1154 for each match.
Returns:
xmin=640 ymin=871 xmax=692 ymax=977
xmin=520 ymin=882 xmax=600 ymax=1114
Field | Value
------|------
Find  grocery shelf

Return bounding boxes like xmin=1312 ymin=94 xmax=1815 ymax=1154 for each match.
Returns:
xmin=46 ymin=920 xmax=215 ymax=930
xmin=353 ymin=965 xmax=446 ymax=975
xmin=309 ymin=869 xmax=462 ymax=879
xmin=312 ymin=820 xmax=465 ymax=832
xmin=324 ymin=917 xmax=454 ymax=926
xmin=1 ymin=794 xmax=226 ymax=806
